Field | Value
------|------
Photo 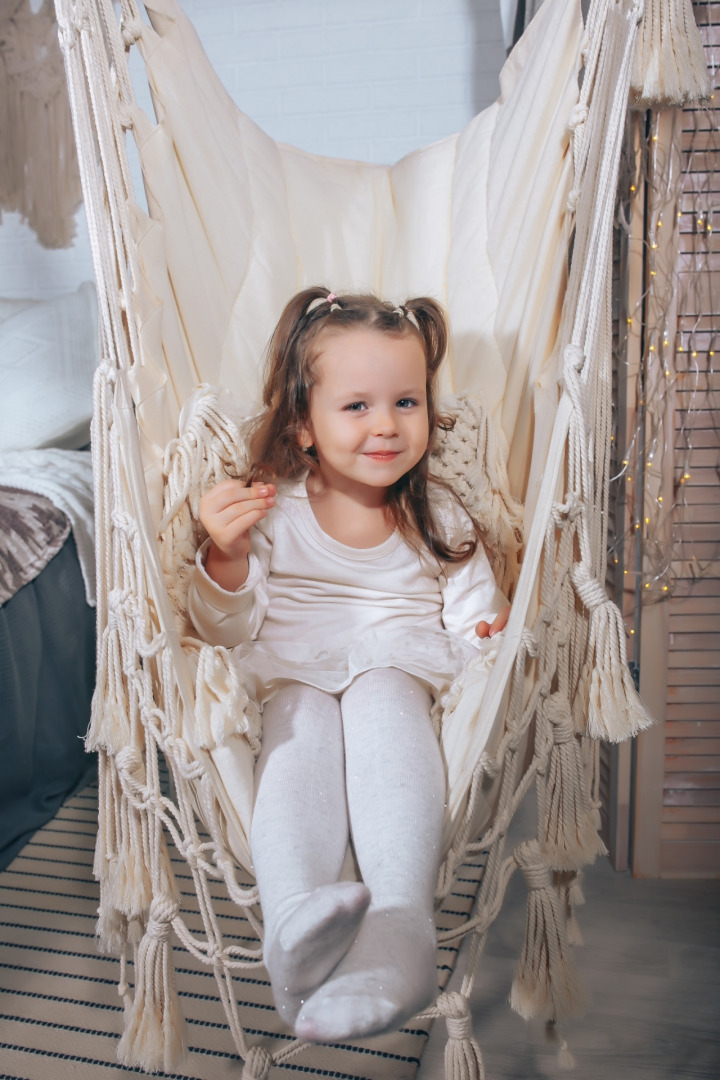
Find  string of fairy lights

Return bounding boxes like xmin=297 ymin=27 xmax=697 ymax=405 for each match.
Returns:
xmin=609 ymin=18 xmax=719 ymax=644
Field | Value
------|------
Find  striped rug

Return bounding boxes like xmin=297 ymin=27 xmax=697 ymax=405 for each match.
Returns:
xmin=0 ymin=784 xmax=486 ymax=1079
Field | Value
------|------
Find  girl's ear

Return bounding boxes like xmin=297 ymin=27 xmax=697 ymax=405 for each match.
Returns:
xmin=297 ymin=422 xmax=314 ymax=451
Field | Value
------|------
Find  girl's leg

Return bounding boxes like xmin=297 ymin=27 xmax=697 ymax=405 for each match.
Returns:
xmin=296 ymin=668 xmax=445 ymax=1042
xmin=251 ymin=682 xmax=370 ymax=1026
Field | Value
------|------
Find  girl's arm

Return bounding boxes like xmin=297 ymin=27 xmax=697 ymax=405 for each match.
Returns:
xmin=186 ymin=480 xmax=275 ymax=648
xmin=434 ymin=491 xmax=508 ymax=643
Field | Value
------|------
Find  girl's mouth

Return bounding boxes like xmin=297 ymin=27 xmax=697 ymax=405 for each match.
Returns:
xmin=364 ymin=451 xmax=400 ymax=461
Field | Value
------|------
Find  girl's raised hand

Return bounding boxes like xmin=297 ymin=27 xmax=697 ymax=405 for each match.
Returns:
xmin=199 ymin=479 xmax=276 ymax=591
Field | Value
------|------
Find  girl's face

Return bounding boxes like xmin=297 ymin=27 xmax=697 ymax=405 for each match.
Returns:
xmin=299 ymin=327 xmax=430 ymax=501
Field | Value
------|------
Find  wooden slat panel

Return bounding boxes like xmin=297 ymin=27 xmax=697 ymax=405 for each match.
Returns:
xmin=663 ymin=772 xmax=720 ymax=789
xmin=663 ymin=788 xmax=720 ymax=806
xmin=665 ymin=737 xmax=720 ymax=755
xmin=666 ymin=650 xmax=720 ymax=668
xmin=662 ymin=804 xmax=720 ymax=823
xmin=667 ymin=685 xmax=720 ymax=703
xmin=661 ymin=822 xmax=720 ymax=841
xmin=665 ymin=719 xmax=720 ymax=736
xmin=665 ymin=754 xmax=720 ymax=772
xmin=668 ymin=630 xmax=720 ymax=649
xmin=666 ymin=668 xmax=720 ymax=684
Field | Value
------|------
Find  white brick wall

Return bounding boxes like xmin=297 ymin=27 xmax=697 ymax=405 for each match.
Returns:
xmin=0 ymin=0 xmax=505 ymax=299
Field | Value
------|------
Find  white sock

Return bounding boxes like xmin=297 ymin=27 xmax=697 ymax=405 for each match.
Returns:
xmin=295 ymin=668 xmax=446 ymax=1042
xmin=251 ymin=683 xmax=370 ymax=1026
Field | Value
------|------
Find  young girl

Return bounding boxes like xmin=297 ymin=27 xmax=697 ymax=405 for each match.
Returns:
xmin=187 ymin=287 xmax=509 ymax=1044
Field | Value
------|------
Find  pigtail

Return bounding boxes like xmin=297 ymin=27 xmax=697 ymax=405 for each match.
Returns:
xmin=246 ymin=287 xmax=331 ymax=484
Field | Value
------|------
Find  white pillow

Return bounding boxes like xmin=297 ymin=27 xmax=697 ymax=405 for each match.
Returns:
xmin=0 ymin=282 xmax=99 ymax=452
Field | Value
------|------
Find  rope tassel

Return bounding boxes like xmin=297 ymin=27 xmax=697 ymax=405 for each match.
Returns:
xmin=510 ymin=841 xmax=587 ymax=1022
xmin=542 ymin=694 xmax=607 ymax=870
xmin=572 ymin=565 xmax=654 ymax=742
xmin=117 ymin=894 xmax=187 ymax=1072
xmin=631 ymin=0 xmax=710 ymax=108
xmin=438 ymin=992 xmax=485 ymax=1080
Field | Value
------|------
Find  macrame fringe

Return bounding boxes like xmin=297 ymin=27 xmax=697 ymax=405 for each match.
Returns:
xmin=542 ymin=694 xmax=607 ymax=869
xmin=510 ymin=841 xmax=588 ymax=1022
xmin=437 ymin=992 xmax=486 ymax=1080
xmin=631 ymin=0 xmax=710 ymax=108
xmin=241 ymin=1045 xmax=274 ymax=1079
xmin=86 ymin=624 xmax=132 ymax=754
xmin=545 ymin=1021 xmax=577 ymax=1071
xmin=554 ymin=870 xmax=585 ymax=947
xmin=192 ymin=644 xmax=262 ymax=752
xmin=572 ymin=567 xmax=655 ymax=742
xmin=117 ymin=894 xmax=187 ymax=1072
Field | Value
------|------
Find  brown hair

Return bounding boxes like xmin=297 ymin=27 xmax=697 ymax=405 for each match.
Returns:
xmin=246 ymin=286 xmax=480 ymax=563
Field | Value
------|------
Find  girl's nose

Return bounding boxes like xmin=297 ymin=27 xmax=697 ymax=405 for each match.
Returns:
xmin=372 ymin=409 xmax=398 ymax=437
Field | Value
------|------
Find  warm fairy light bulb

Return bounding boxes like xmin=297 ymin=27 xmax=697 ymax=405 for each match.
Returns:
xmin=649 ymin=344 xmax=655 ymax=351
xmin=630 ymin=184 xmax=636 ymax=193
xmin=645 ymin=517 xmax=650 ymax=524
xmin=645 ymin=582 xmax=650 ymax=588
xmin=663 ymin=585 xmax=668 ymax=591
xmin=622 ymin=459 xmax=629 ymax=465
xmin=658 ymin=496 xmax=663 ymax=503
xmin=684 ymin=472 xmax=691 ymax=480
xmin=693 ymin=351 xmax=698 ymax=357
xmin=630 ymin=628 xmax=635 ymax=634
xmin=624 ymin=569 xmax=628 ymax=575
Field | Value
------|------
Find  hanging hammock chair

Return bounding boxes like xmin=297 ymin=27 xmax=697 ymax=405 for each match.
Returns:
xmin=53 ymin=0 xmax=708 ymax=1075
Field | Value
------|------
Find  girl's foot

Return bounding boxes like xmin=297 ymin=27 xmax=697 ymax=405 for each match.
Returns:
xmin=293 ymin=907 xmax=437 ymax=1042
xmin=265 ymin=881 xmax=371 ymax=1025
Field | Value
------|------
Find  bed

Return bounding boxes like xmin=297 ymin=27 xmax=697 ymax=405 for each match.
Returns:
xmin=0 ymin=285 xmax=99 ymax=870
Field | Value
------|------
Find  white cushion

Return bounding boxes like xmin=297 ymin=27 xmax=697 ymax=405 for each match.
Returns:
xmin=0 ymin=283 xmax=99 ymax=452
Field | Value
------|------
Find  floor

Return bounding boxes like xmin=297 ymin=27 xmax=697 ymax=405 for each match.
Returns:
xmin=1 ymin=786 xmax=718 ymax=1080
xmin=418 ymin=796 xmax=720 ymax=1080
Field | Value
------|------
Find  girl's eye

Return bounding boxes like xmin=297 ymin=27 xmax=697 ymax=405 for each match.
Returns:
xmin=397 ymin=398 xmax=418 ymax=409
xmin=344 ymin=401 xmax=367 ymax=412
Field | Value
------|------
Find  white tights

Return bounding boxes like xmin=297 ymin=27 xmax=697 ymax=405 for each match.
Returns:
xmin=250 ymin=668 xmax=446 ymax=1041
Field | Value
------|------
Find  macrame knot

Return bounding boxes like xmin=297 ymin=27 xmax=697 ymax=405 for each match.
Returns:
xmin=146 ymin=895 xmax=179 ymax=942
xmin=570 ymin=563 xmax=607 ymax=612
xmin=567 ymin=102 xmax=588 ymax=133
xmin=563 ymin=342 xmax=585 ymax=375
xmin=115 ymin=745 xmax=144 ymax=786
xmin=514 ymin=840 xmax=550 ymax=890
xmin=241 ymin=1045 xmax=273 ymax=1079
xmin=121 ymin=18 xmax=144 ymax=47
xmin=117 ymin=101 xmax=134 ymax=131
xmin=552 ymin=491 xmax=582 ymax=525
xmin=438 ymin=991 xmax=485 ymax=1080
xmin=548 ymin=698 xmax=574 ymax=746
xmin=438 ymin=991 xmax=471 ymax=1035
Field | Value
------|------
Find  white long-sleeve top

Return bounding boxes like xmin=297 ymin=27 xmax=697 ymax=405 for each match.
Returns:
xmin=187 ymin=477 xmax=506 ymax=706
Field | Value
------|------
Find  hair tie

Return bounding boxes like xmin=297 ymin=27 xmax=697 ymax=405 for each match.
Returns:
xmin=306 ymin=292 xmax=341 ymax=316
xmin=394 ymin=304 xmax=420 ymax=331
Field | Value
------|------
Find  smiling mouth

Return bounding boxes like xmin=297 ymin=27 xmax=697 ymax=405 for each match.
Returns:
xmin=364 ymin=451 xmax=401 ymax=461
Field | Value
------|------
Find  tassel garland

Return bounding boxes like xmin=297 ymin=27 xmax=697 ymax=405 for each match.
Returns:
xmin=541 ymin=694 xmax=607 ymax=869
xmin=572 ymin=565 xmax=655 ymax=742
xmin=631 ymin=0 xmax=711 ymax=108
xmin=117 ymin=893 xmax=187 ymax=1072
xmin=510 ymin=841 xmax=587 ymax=1022
xmin=437 ymin=992 xmax=486 ymax=1080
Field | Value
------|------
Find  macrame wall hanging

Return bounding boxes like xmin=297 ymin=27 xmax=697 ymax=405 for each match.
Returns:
xmin=0 ymin=0 xmax=82 ymax=247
